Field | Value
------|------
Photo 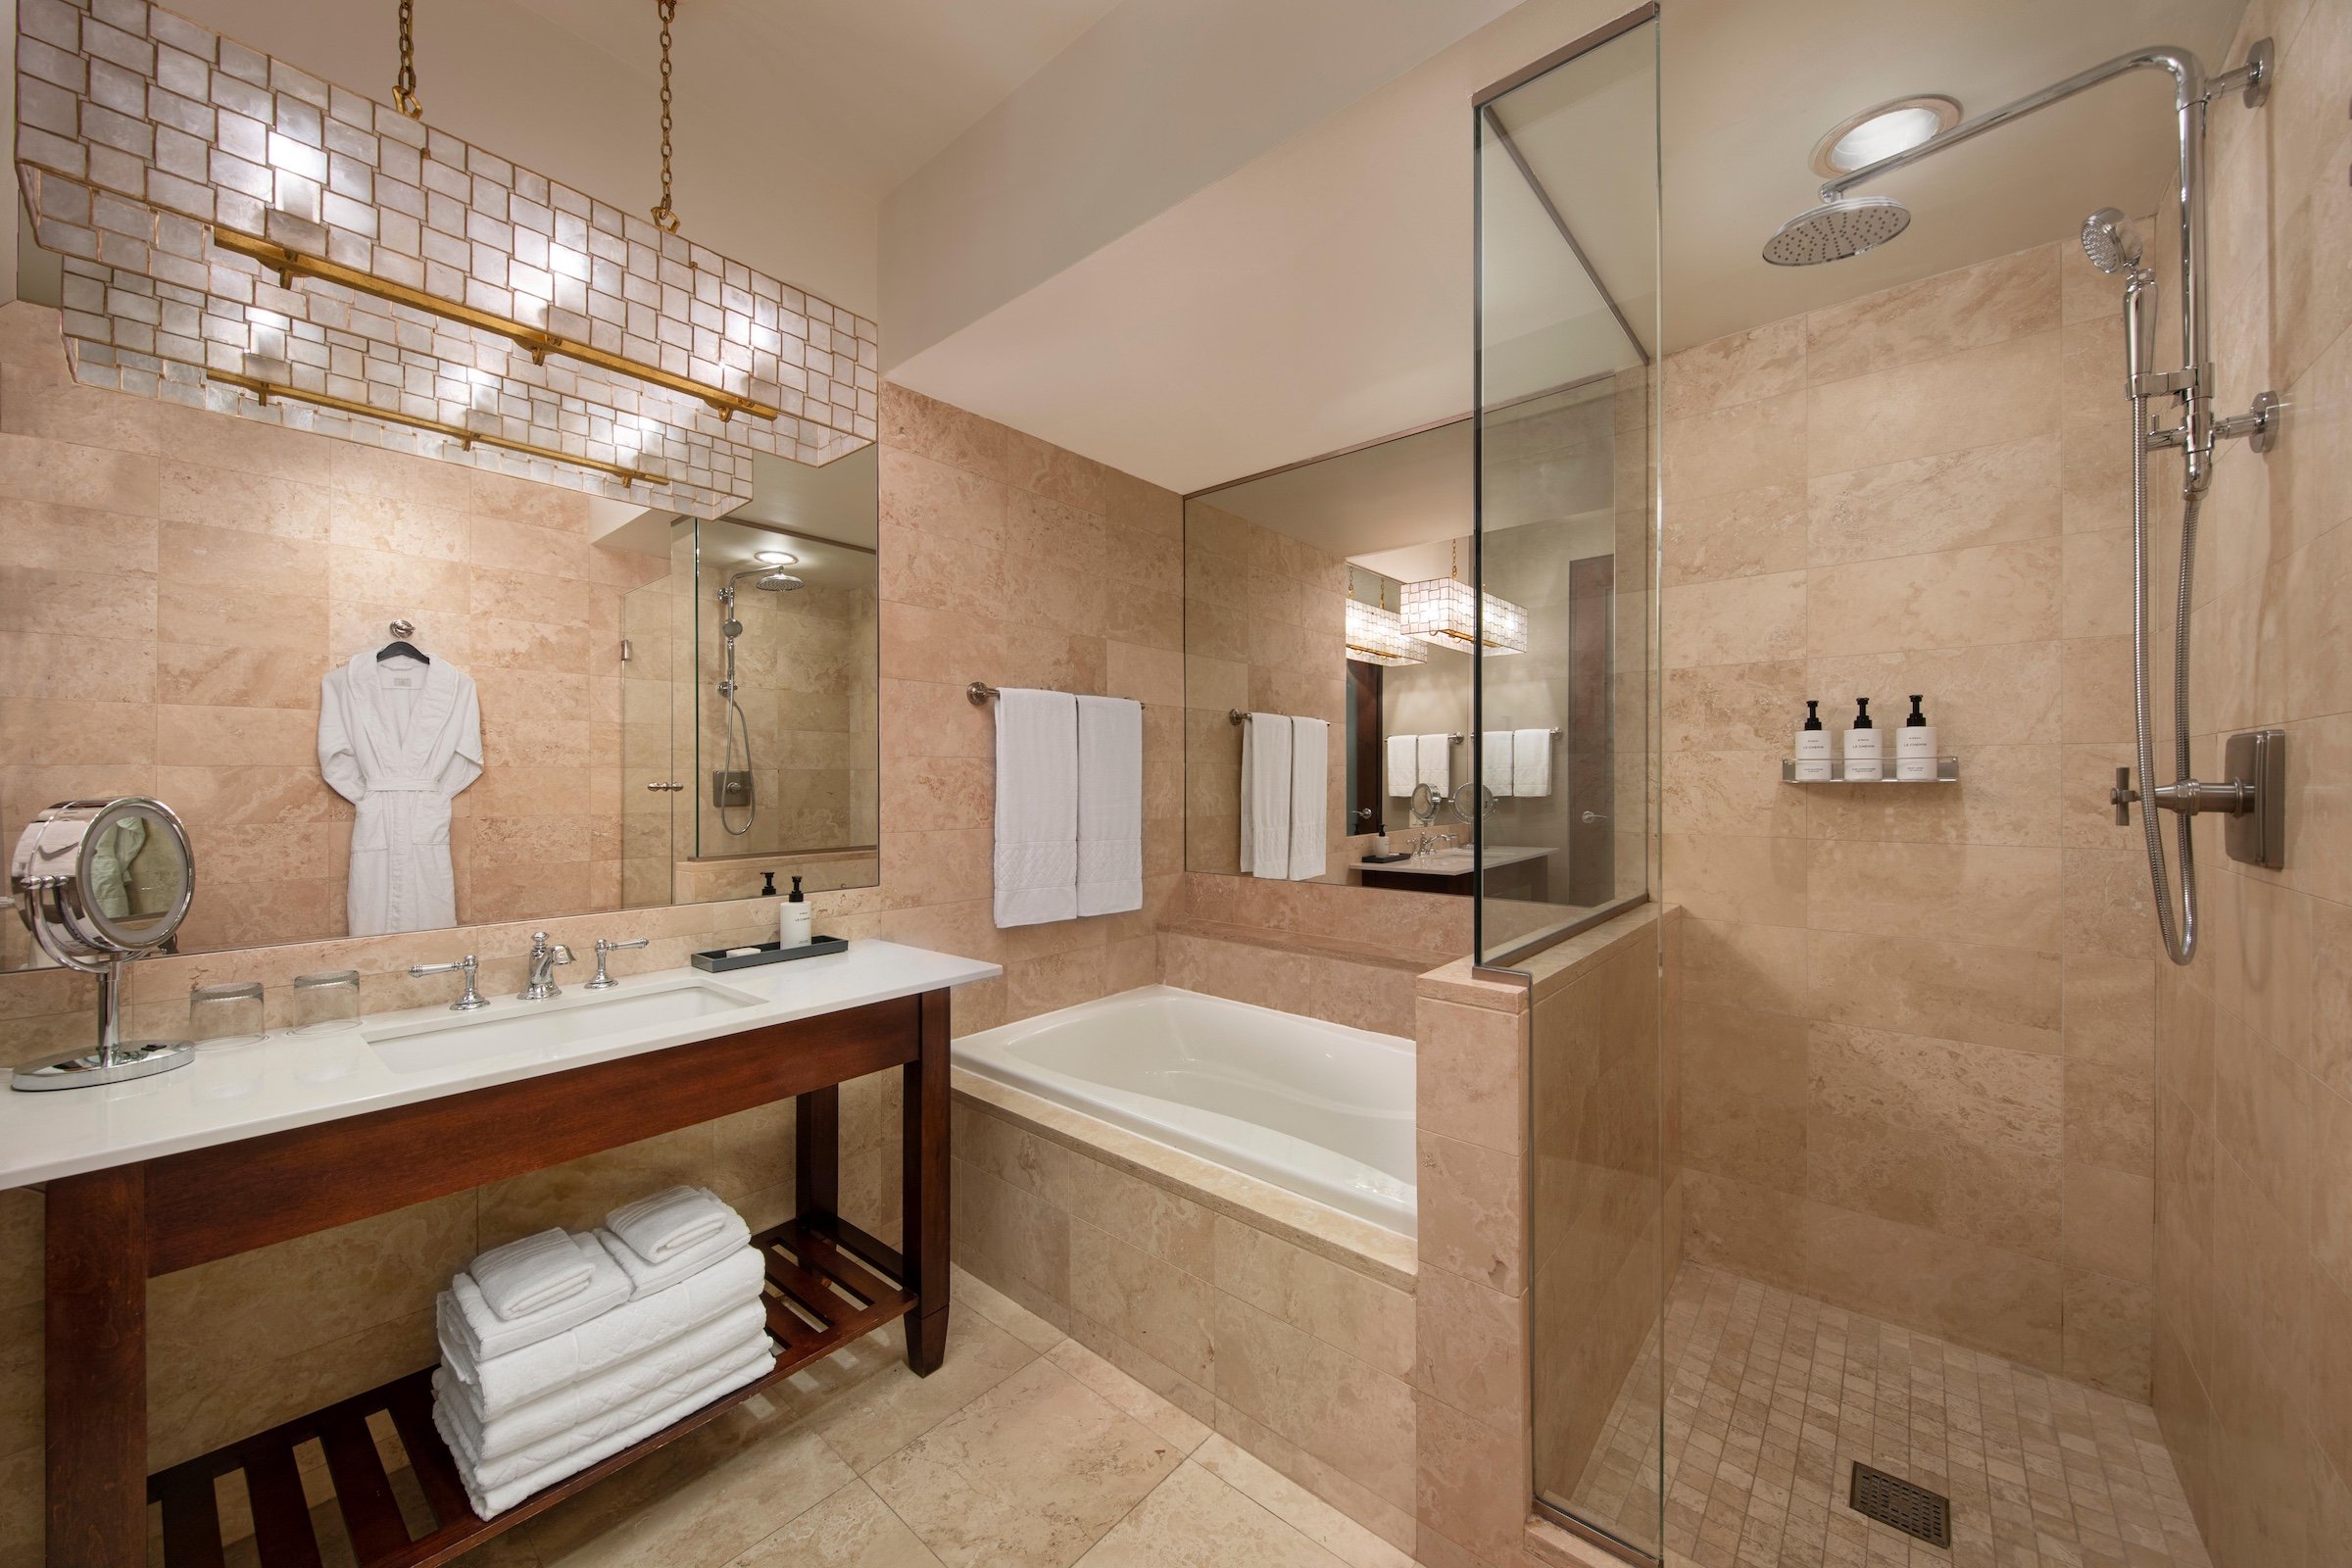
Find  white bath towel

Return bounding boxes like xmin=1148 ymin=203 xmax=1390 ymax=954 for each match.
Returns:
xmin=438 ymin=1243 xmax=768 ymax=1410
xmin=1287 ymin=717 xmax=1328 ymax=881
xmin=438 ymin=1299 xmax=770 ymax=1457
xmin=467 ymin=1227 xmax=596 ymax=1322
xmin=606 ymin=1185 xmax=734 ymax=1265
xmin=1416 ymin=733 xmax=1450 ymax=793
xmin=594 ymin=1220 xmax=751 ymax=1301
xmin=1384 ymin=733 xmax=1415 ymax=799
xmin=1075 ymin=695 xmax=1143 ymax=916
xmin=992 ymin=687 xmax=1080 ymax=928
xmin=445 ymin=1233 xmax=628 ymax=1360
xmin=1240 ymin=712 xmax=1292 ymax=880
xmin=1481 ymin=732 xmax=1514 ymax=800
xmin=1512 ymin=728 xmax=1552 ymax=797
xmin=435 ymin=1338 xmax=776 ymax=1518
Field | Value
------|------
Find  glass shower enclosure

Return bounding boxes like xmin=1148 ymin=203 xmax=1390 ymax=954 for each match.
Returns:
xmin=1474 ymin=7 xmax=1666 ymax=1562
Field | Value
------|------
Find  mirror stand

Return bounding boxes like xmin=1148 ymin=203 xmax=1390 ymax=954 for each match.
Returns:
xmin=12 ymin=955 xmax=194 ymax=1091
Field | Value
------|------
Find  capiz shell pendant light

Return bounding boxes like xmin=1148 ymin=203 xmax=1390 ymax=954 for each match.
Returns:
xmin=1400 ymin=541 xmax=1528 ymax=655
xmin=1346 ymin=594 xmax=1423 ymax=665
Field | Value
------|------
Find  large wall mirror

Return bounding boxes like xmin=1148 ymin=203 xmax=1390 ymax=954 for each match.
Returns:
xmin=0 ymin=445 xmax=878 ymax=972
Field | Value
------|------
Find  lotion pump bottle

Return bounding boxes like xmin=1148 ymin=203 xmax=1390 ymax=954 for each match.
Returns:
xmin=1895 ymin=695 xmax=1938 ymax=781
xmin=780 ymin=875 xmax=813 ymax=948
xmin=1793 ymin=701 xmax=1833 ymax=781
xmin=1843 ymin=697 xmax=1883 ymax=781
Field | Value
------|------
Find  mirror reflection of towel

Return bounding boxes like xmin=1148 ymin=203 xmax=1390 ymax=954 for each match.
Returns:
xmin=88 ymin=816 xmax=147 ymax=918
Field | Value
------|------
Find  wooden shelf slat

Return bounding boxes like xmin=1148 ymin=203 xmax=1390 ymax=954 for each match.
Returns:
xmin=148 ymin=1218 xmax=915 ymax=1568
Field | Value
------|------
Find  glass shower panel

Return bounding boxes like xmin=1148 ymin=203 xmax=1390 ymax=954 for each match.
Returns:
xmin=1476 ymin=8 xmax=1665 ymax=1561
xmin=617 ymin=561 xmax=681 ymax=908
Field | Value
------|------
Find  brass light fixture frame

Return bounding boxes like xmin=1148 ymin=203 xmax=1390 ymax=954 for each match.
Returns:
xmin=211 ymin=227 xmax=781 ymax=422
xmin=210 ymin=369 xmax=664 ymax=486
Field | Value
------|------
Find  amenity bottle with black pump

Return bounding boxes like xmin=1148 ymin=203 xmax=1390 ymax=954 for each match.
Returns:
xmin=1843 ymin=698 xmax=1882 ymax=782
xmin=1895 ymin=696 xmax=1937 ymax=781
xmin=780 ymin=875 xmax=812 ymax=948
xmin=1793 ymin=701 xmax=1832 ymax=781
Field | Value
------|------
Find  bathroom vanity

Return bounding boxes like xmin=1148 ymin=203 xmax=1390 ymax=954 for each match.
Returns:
xmin=4 ymin=940 xmax=998 ymax=1568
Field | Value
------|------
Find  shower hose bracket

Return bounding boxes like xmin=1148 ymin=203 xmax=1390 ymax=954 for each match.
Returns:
xmin=2215 ymin=389 xmax=2278 ymax=455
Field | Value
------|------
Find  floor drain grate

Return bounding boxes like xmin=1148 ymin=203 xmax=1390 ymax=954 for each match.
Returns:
xmin=1849 ymin=1461 xmax=1952 ymax=1548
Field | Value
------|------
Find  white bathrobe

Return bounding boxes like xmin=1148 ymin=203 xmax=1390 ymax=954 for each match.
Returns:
xmin=319 ymin=650 xmax=483 ymax=937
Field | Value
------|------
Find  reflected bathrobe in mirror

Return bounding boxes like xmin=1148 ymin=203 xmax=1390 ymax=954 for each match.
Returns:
xmin=319 ymin=651 xmax=483 ymax=937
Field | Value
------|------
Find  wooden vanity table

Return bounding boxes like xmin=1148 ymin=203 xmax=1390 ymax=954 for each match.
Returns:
xmin=21 ymin=949 xmax=985 ymax=1568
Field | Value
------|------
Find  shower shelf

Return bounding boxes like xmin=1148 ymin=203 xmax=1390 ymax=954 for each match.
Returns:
xmin=1782 ymin=758 xmax=1958 ymax=783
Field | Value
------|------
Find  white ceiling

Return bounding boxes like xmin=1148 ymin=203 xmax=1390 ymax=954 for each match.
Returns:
xmin=891 ymin=0 xmax=2252 ymax=494
xmin=505 ymin=0 xmax=1128 ymax=198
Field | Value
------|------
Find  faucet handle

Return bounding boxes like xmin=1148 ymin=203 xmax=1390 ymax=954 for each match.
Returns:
xmin=585 ymin=936 xmax=650 ymax=990
xmin=409 ymin=955 xmax=488 ymax=1011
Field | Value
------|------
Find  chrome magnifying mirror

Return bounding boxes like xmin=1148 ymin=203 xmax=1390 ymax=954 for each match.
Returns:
xmin=1450 ymin=781 xmax=1495 ymax=823
xmin=11 ymin=797 xmax=198 ymax=1091
xmin=1407 ymin=782 xmax=1441 ymax=826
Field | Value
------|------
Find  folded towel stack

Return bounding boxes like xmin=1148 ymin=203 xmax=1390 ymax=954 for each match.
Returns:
xmin=432 ymin=1187 xmax=772 ymax=1519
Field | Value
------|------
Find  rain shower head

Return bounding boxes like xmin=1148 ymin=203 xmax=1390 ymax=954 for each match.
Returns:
xmin=2081 ymin=207 xmax=2143 ymax=274
xmin=1761 ymin=195 xmax=1911 ymax=266
xmin=721 ymin=564 xmax=804 ymax=595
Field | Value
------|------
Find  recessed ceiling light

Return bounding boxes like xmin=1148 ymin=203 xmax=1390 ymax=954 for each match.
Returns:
xmin=1810 ymin=95 xmax=1961 ymax=178
xmin=756 ymin=549 xmax=798 ymax=564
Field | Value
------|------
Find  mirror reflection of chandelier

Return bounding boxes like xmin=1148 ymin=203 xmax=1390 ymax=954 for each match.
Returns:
xmin=1346 ymin=593 xmax=1424 ymax=666
xmin=1399 ymin=541 xmax=1528 ymax=655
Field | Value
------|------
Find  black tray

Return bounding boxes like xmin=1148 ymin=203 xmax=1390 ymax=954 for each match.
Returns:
xmin=1359 ymin=852 xmax=1413 ymax=864
xmin=691 ymin=936 xmax=849 ymax=972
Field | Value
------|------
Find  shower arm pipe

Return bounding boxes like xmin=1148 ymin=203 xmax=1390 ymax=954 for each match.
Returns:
xmin=1821 ymin=43 xmax=2265 ymax=493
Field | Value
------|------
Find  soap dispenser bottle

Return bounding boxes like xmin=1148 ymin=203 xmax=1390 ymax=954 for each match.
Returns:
xmin=1843 ymin=697 xmax=1883 ymax=781
xmin=1895 ymin=695 xmax=1938 ymax=781
xmin=780 ymin=875 xmax=813 ymax=949
xmin=1793 ymin=700 xmax=1833 ymax=781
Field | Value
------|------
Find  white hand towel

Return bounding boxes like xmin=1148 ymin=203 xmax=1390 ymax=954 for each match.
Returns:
xmin=1384 ymin=733 xmax=1415 ymax=799
xmin=1240 ymin=712 xmax=1292 ymax=880
xmin=467 ymin=1227 xmax=595 ymax=1322
xmin=1075 ymin=695 xmax=1143 ymax=916
xmin=438 ymin=1242 xmax=767 ymax=1410
xmin=606 ymin=1185 xmax=734 ymax=1265
xmin=992 ymin=687 xmax=1079 ymax=928
xmin=1416 ymin=733 xmax=1450 ymax=793
xmin=1513 ymin=728 xmax=1552 ymax=797
xmin=439 ymin=1299 xmax=770 ymax=1460
xmin=1482 ymin=732 xmax=1514 ymax=799
xmin=595 ymin=1220 xmax=751 ymax=1301
xmin=446 ymin=1234 xmax=628 ymax=1360
xmin=435 ymin=1338 xmax=776 ymax=1518
xmin=1287 ymin=717 xmax=1328 ymax=881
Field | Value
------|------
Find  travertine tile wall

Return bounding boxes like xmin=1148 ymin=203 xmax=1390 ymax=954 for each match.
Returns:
xmin=1661 ymin=234 xmax=2164 ymax=1393
xmin=1183 ymin=498 xmax=1348 ymax=875
xmin=0 ymin=377 xmax=1186 ymax=1560
xmin=17 ymin=0 xmax=878 ymax=514
xmin=2150 ymin=3 xmax=2352 ymax=1564
xmin=0 ymin=300 xmax=667 ymax=968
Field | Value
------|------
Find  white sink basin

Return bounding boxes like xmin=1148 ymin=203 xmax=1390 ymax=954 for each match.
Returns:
xmin=364 ymin=976 xmax=764 ymax=1075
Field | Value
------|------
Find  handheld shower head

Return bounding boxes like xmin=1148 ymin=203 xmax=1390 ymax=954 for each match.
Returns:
xmin=2081 ymin=207 xmax=2143 ymax=274
xmin=1761 ymin=196 xmax=1911 ymax=266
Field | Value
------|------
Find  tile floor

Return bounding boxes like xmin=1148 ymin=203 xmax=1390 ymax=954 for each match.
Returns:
xmin=308 ymin=1265 xmax=1415 ymax=1568
xmin=1555 ymin=1265 xmax=2213 ymax=1568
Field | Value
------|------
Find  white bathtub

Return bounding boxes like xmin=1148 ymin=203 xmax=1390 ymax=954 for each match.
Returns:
xmin=952 ymin=985 xmax=1416 ymax=1236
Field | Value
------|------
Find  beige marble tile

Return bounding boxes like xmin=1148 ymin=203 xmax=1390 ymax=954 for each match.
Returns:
xmin=1805 ymin=538 xmax=2062 ymax=658
xmin=1662 ymin=481 xmax=1806 ymax=588
xmin=792 ymin=1311 xmax=1041 ymax=1475
xmin=1188 ymin=1437 xmax=1415 ymax=1568
xmin=1071 ymin=1460 xmax=1348 ymax=1568
xmin=1805 ymin=432 xmax=2062 ymax=567
xmin=1659 ymin=569 xmax=1806 ymax=669
xmin=724 ymin=1480 xmax=944 ymax=1568
xmin=1069 ymin=1220 xmax=1214 ymax=1388
xmin=952 ymin=1262 xmax=1067 ymax=1354
xmin=1808 ymin=1020 xmax=2064 ymax=1158
xmin=1804 ymin=245 xmax=2061 ymax=384
xmin=1211 ymin=1217 xmax=1415 ymax=1381
xmin=1661 ymin=390 xmax=1806 ymax=503
xmin=1804 ymin=928 xmax=2062 ymax=1054
xmin=1210 ymin=1292 xmax=1415 ymax=1511
xmin=1806 ymin=331 xmax=2063 ymax=477
xmin=1415 ymin=1131 xmax=1524 ymax=1295
xmin=866 ymin=1358 xmax=1182 ymax=1568
xmin=1046 ymin=1337 xmax=1212 ymax=1454
xmin=1804 ymin=839 xmax=2062 ymax=949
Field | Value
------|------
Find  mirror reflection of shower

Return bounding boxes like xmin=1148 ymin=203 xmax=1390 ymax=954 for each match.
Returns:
xmin=711 ymin=564 xmax=804 ymax=835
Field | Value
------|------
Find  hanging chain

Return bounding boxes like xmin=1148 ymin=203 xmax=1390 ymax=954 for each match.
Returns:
xmin=391 ymin=0 xmax=422 ymax=120
xmin=649 ymin=0 xmax=681 ymax=232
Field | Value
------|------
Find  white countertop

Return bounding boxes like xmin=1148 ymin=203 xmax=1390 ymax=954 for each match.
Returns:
xmin=0 ymin=941 xmax=1000 ymax=1191
xmin=1359 ymin=844 xmax=1552 ymax=876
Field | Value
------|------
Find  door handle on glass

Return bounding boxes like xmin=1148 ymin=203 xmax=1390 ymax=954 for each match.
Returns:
xmin=1582 ymin=810 xmax=1609 ymax=825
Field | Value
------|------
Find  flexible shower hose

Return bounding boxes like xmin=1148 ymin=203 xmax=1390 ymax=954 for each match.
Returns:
xmin=719 ymin=692 xmax=757 ymax=837
xmin=2129 ymin=389 xmax=2202 ymax=965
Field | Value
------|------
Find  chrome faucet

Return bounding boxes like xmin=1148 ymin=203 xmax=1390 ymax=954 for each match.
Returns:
xmin=584 ymin=936 xmax=649 ymax=990
xmin=409 ymin=954 xmax=487 ymax=1010
xmin=520 ymin=932 xmax=574 ymax=1001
